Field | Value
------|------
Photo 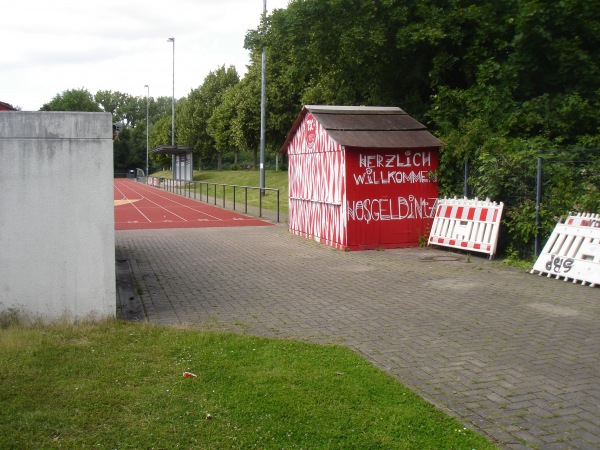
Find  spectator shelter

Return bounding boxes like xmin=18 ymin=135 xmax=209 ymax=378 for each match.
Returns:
xmin=281 ymin=105 xmax=442 ymax=250
xmin=151 ymin=145 xmax=194 ymax=181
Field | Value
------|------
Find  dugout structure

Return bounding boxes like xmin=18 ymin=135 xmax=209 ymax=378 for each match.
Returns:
xmin=152 ymin=145 xmax=194 ymax=181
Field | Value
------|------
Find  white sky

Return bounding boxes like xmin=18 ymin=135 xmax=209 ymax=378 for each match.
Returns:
xmin=1 ymin=0 xmax=290 ymax=111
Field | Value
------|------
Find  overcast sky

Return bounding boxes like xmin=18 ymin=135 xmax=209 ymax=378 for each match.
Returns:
xmin=1 ymin=0 xmax=290 ymax=111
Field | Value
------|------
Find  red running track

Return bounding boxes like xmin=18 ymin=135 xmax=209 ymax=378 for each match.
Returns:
xmin=114 ymin=179 xmax=273 ymax=230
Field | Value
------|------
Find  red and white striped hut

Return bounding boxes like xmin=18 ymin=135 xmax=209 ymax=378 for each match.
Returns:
xmin=280 ymin=105 xmax=442 ymax=250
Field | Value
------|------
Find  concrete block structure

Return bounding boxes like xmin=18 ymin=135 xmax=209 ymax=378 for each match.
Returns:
xmin=0 ymin=112 xmax=116 ymax=322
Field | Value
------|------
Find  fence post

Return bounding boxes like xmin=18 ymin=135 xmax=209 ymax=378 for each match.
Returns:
xmin=535 ymin=155 xmax=543 ymax=256
xmin=463 ymin=158 xmax=469 ymax=198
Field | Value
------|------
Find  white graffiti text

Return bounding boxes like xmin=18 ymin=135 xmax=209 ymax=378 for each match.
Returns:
xmin=347 ymin=196 xmax=436 ymax=224
xmin=359 ymin=151 xmax=431 ymax=169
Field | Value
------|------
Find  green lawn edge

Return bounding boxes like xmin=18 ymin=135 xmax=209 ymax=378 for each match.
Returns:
xmin=0 ymin=321 xmax=498 ymax=449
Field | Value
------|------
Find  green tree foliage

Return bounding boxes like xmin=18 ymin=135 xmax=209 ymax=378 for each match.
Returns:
xmin=207 ymin=87 xmax=239 ymax=168
xmin=425 ymin=0 xmax=600 ymax=256
xmin=149 ymin=114 xmax=175 ymax=168
xmin=230 ymin=68 xmax=264 ymax=167
xmin=95 ymin=90 xmax=126 ymax=117
xmin=177 ymin=65 xmax=240 ymax=169
xmin=94 ymin=90 xmax=147 ymax=127
xmin=40 ymin=88 xmax=101 ymax=112
xmin=113 ymin=126 xmax=147 ymax=173
xmin=246 ymin=0 xmax=414 ymax=145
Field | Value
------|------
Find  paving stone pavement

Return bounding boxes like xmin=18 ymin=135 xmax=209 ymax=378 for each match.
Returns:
xmin=116 ymin=224 xmax=600 ymax=450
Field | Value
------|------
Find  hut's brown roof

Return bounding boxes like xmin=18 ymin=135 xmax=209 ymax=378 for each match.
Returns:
xmin=280 ymin=105 xmax=442 ymax=152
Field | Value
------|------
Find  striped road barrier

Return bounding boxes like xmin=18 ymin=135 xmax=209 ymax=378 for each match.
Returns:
xmin=531 ymin=212 xmax=600 ymax=287
xmin=428 ymin=197 xmax=504 ymax=259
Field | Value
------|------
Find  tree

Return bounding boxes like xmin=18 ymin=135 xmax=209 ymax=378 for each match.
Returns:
xmin=151 ymin=96 xmax=174 ymax=118
xmin=426 ymin=0 xmax=600 ymax=257
xmin=113 ymin=126 xmax=146 ymax=173
xmin=177 ymin=66 xmax=240 ymax=169
xmin=95 ymin=90 xmax=127 ymax=117
xmin=40 ymin=88 xmax=101 ymax=112
xmin=118 ymin=94 xmax=145 ymax=128
xmin=94 ymin=90 xmax=146 ymax=127
xmin=149 ymin=115 xmax=174 ymax=168
xmin=244 ymin=0 xmax=437 ymax=146
xmin=207 ymin=86 xmax=239 ymax=168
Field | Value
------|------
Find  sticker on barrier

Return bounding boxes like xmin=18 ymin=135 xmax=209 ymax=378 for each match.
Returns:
xmin=428 ymin=197 xmax=504 ymax=259
xmin=531 ymin=212 xmax=600 ymax=287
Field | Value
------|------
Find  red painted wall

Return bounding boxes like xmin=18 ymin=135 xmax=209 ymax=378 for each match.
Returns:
xmin=345 ymin=148 xmax=438 ymax=249
xmin=287 ymin=112 xmax=439 ymax=250
xmin=288 ymin=113 xmax=348 ymax=249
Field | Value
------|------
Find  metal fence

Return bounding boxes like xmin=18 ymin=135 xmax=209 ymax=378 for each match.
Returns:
xmin=146 ymin=177 xmax=281 ymax=223
xmin=462 ymin=149 xmax=599 ymax=257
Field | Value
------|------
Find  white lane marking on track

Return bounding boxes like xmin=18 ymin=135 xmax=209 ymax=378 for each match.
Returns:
xmin=116 ymin=180 xmax=190 ymax=222
xmin=122 ymin=180 xmax=223 ymax=221
xmin=114 ymin=180 xmax=152 ymax=223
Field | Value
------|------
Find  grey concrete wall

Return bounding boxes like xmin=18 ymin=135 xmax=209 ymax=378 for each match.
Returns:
xmin=0 ymin=112 xmax=115 ymax=322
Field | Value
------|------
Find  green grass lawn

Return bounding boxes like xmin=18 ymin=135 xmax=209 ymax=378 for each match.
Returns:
xmin=151 ymin=169 xmax=289 ymax=214
xmin=0 ymin=321 xmax=498 ymax=449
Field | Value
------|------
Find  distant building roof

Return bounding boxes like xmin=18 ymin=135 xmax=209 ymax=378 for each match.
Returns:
xmin=280 ymin=105 xmax=442 ymax=152
xmin=0 ymin=101 xmax=16 ymax=111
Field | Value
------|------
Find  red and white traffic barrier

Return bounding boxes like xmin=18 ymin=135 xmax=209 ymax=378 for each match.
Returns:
xmin=147 ymin=176 xmax=161 ymax=187
xmin=531 ymin=212 xmax=600 ymax=287
xmin=428 ymin=197 xmax=504 ymax=259
xmin=565 ymin=212 xmax=600 ymax=228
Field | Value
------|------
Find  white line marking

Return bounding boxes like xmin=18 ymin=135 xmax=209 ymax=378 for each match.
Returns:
xmin=114 ymin=180 xmax=152 ymax=223
xmin=121 ymin=180 xmax=223 ymax=221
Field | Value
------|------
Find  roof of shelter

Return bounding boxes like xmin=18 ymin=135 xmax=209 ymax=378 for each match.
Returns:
xmin=151 ymin=145 xmax=194 ymax=155
xmin=280 ymin=105 xmax=442 ymax=152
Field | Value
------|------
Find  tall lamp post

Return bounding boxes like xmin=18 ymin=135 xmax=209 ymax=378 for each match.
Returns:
xmin=144 ymin=85 xmax=149 ymax=178
xmin=259 ymin=0 xmax=266 ymax=194
xmin=167 ymin=37 xmax=175 ymax=147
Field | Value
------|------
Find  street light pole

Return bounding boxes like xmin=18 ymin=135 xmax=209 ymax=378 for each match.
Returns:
xmin=259 ymin=0 xmax=266 ymax=194
xmin=167 ymin=37 xmax=175 ymax=147
xmin=144 ymin=84 xmax=149 ymax=178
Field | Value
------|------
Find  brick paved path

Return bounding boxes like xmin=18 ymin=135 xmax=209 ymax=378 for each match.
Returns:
xmin=116 ymin=225 xmax=600 ymax=449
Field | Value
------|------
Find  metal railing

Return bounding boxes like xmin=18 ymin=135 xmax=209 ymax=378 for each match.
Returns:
xmin=146 ymin=177 xmax=281 ymax=223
